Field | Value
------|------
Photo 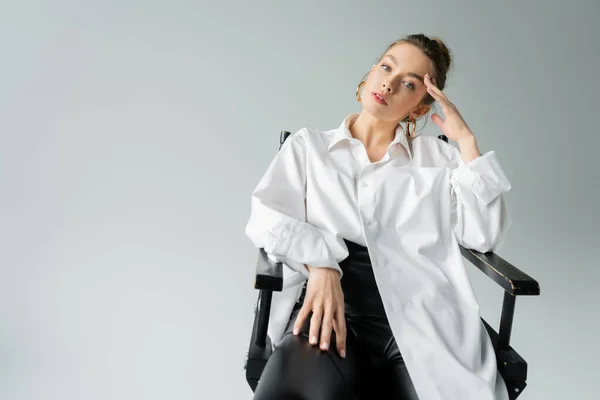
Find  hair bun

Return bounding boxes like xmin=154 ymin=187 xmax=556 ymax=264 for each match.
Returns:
xmin=431 ymin=37 xmax=451 ymax=70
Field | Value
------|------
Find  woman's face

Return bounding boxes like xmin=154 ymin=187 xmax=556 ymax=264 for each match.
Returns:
xmin=362 ymin=43 xmax=434 ymax=123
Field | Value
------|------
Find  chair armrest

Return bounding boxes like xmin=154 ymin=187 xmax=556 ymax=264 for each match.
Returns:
xmin=255 ymin=248 xmax=283 ymax=292
xmin=255 ymin=245 xmax=539 ymax=296
xmin=459 ymin=246 xmax=540 ymax=296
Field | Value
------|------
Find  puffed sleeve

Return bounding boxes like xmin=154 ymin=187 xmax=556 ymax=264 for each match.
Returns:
xmin=447 ymin=148 xmax=512 ymax=253
xmin=245 ymin=129 xmax=348 ymax=279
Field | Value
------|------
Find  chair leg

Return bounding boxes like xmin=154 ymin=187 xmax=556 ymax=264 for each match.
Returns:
xmin=507 ymin=381 xmax=526 ymax=400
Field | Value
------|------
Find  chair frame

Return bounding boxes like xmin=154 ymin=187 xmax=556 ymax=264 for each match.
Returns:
xmin=244 ymin=131 xmax=540 ymax=399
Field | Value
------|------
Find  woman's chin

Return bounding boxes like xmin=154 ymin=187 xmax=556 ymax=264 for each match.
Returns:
xmin=362 ymin=102 xmax=401 ymax=123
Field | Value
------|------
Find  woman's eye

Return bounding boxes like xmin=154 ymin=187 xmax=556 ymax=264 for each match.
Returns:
xmin=404 ymin=81 xmax=414 ymax=90
xmin=382 ymin=64 xmax=391 ymax=71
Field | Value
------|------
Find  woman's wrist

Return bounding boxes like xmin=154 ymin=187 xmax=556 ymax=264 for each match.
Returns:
xmin=304 ymin=264 xmax=341 ymax=277
xmin=457 ymin=135 xmax=480 ymax=163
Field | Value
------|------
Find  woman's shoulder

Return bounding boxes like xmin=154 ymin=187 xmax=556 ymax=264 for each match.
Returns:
xmin=277 ymin=127 xmax=335 ymax=159
xmin=288 ymin=125 xmax=338 ymax=148
xmin=285 ymin=126 xmax=327 ymax=139
xmin=411 ymin=134 xmax=461 ymax=167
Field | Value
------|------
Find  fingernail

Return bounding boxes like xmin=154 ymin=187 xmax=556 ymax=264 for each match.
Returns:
xmin=293 ymin=327 xmax=299 ymax=335
xmin=310 ymin=336 xmax=317 ymax=345
xmin=340 ymin=349 xmax=346 ymax=358
xmin=321 ymin=342 xmax=329 ymax=350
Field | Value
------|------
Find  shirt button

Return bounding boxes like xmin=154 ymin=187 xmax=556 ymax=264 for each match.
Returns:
xmin=365 ymin=220 xmax=372 ymax=226
xmin=361 ymin=182 xmax=369 ymax=188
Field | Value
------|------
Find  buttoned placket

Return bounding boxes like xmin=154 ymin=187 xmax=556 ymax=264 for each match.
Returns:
xmin=356 ymin=164 xmax=377 ymax=258
xmin=351 ymin=140 xmax=399 ymax=268
xmin=357 ymin=175 xmax=374 ymax=226
xmin=350 ymin=140 xmax=419 ymax=365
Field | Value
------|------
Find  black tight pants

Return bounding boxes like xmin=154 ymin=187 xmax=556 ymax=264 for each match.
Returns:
xmin=253 ymin=240 xmax=420 ymax=400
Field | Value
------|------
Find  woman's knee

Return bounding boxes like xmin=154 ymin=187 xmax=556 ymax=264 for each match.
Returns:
xmin=253 ymin=332 xmax=357 ymax=400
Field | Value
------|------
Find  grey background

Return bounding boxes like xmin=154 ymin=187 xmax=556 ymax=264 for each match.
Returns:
xmin=0 ymin=0 xmax=598 ymax=399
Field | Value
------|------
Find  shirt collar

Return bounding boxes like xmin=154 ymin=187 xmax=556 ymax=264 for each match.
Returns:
xmin=327 ymin=113 xmax=412 ymax=160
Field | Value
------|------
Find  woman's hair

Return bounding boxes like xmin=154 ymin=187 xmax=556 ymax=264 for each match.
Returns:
xmin=376 ymin=33 xmax=452 ymax=123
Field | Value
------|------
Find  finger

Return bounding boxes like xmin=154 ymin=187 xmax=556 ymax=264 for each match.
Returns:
xmin=424 ymin=73 xmax=441 ymax=92
xmin=424 ymin=73 xmax=439 ymax=90
xmin=431 ymin=113 xmax=444 ymax=127
xmin=424 ymin=76 xmax=450 ymax=104
xmin=293 ymin=302 xmax=311 ymax=336
xmin=333 ymin=319 xmax=347 ymax=358
xmin=424 ymin=73 xmax=436 ymax=87
xmin=426 ymin=84 xmax=449 ymax=105
xmin=319 ymin=302 xmax=334 ymax=351
xmin=333 ymin=305 xmax=347 ymax=358
xmin=309 ymin=307 xmax=323 ymax=346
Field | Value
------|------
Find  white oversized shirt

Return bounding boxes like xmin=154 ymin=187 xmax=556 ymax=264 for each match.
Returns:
xmin=245 ymin=113 xmax=512 ymax=400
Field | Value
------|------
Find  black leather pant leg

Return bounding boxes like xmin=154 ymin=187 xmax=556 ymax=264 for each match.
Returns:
xmin=254 ymin=238 xmax=421 ymax=400
xmin=379 ymin=336 xmax=420 ymax=400
xmin=343 ymin=313 xmax=420 ymax=400
xmin=253 ymin=304 xmax=362 ymax=400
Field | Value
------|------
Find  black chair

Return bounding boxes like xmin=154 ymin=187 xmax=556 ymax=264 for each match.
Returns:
xmin=244 ymin=131 xmax=540 ymax=399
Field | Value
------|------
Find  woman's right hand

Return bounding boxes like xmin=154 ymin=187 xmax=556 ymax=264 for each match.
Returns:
xmin=293 ymin=265 xmax=346 ymax=359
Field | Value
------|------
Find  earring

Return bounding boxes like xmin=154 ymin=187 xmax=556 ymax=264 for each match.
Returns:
xmin=356 ymin=81 xmax=366 ymax=102
xmin=406 ymin=116 xmax=417 ymax=137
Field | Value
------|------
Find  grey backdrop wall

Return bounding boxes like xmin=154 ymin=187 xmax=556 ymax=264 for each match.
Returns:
xmin=0 ymin=0 xmax=598 ymax=399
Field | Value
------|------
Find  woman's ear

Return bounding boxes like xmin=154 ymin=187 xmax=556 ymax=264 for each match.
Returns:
xmin=411 ymin=104 xmax=431 ymax=119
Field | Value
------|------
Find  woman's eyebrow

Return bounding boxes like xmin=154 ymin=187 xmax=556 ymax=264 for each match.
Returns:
xmin=384 ymin=54 xmax=424 ymax=82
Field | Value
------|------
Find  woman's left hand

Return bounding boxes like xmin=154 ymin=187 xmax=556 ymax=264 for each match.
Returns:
xmin=424 ymin=73 xmax=475 ymax=143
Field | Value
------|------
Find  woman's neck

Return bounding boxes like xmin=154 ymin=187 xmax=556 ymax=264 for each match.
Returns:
xmin=348 ymin=111 xmax=400 ymax=149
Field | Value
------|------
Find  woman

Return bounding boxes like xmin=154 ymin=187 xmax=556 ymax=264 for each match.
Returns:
xmin=245 ymin=33 xmax=512 ymax=400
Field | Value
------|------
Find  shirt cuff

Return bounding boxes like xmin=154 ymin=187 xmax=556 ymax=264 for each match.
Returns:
xmin=450 ymin=150 xmax=512 ymax=206
xmin=266 ymin=253 xmax=311 ymax=282
xmin=266 ymin=219 xmax=345 ymax=278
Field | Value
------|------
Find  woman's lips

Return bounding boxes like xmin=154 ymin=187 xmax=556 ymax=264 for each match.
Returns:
xmin=372 ymin=92 xmax=387 ymax=105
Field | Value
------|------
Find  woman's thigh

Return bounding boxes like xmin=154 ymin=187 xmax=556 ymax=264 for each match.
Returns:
xmin=253 ymin=307 xmax=362 ymax=400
